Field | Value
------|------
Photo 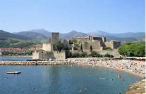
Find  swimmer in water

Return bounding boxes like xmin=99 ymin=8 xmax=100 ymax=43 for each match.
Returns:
xmin=32 ymin=87 xmax=35 ymax=90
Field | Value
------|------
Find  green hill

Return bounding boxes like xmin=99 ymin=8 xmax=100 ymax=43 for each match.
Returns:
xmin=0 ymin=30 xmax=34 ymax=48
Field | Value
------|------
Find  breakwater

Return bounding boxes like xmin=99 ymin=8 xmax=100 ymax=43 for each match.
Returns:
xmin=0 ymin=61 xmax=73 ymax=65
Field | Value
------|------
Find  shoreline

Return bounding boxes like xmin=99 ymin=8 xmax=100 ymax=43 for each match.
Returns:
xmin=97 ymin=64 xmax=144 ymax=78
xmin=0 ymin=56 xmax=32 ymax=57
xmin=70 ymin=59 xmax=145 ymax=78
xmin=0 ymin=59 xmax=144 ymax=78
xmin=0 ymin=59 xmax=145 ymax=93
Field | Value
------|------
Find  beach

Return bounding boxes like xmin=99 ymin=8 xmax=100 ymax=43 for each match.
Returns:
xmin=68 ymin=58 xmax=145 ymax=78
xmin=68 ymin=58 xmax=145 ymax=93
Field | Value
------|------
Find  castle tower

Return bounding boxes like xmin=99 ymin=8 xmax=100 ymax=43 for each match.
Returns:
xmin=51 ymin=32 xmax=59 ymax=44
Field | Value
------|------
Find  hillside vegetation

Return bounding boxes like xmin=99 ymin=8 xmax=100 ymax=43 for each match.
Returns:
xmin=0 ymin=30 xmax=35 ymax=48
xmin=118 ymin=43 xmax=145 ymax=57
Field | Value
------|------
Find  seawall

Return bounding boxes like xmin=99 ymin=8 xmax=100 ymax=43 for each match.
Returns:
xmin=0 ymin=61 xmax=73 ymax=65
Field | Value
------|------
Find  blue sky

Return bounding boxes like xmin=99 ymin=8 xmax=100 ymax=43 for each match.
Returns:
xmin=0 ymin=0 xmax=144 ymax=33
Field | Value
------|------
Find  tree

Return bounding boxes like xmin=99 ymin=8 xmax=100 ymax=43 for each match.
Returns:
xmin=118 ymin=43 xmax=145 ymax=57
xmin=54 ymin=41 xmax=64 ymax=52
xmin=74 ymin=43 xmax=80 ymax=50
xmin=72 ymin=39 xmax=77 ymax=44
xmin=134 ymin=44 xmax=145 ymax=57
xmin=71 ymin=39 xmax=80 ymax=50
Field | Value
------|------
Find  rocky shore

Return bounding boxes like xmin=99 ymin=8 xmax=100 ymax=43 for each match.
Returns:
xmin=126 ymin=79 xmax=145 ymax=94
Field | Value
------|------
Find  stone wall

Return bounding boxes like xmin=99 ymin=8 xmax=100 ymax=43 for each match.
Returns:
xmin=53 ymin=51 xmax=66 ymax=59
xmin=32 ymin=51 xmax=43 ymax=59
xmin=52 ymin=32 xmax=59 ymax=44
xmin=42 ymin=43 xmax=53 ymax=51
xmin=105 ymin=41 xmax=112 ymax=48
xmin=98 ymin=49 xmax=121 ymax=58
xmin=105 ymin=41 xmax=120 ymax=49
xmin=33 ymin=50 xmax=66 ymax=60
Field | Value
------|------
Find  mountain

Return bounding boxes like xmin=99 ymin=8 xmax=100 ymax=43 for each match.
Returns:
xmin=110 ymin=32 xmax=145 ymax=38
xmin=27 ymin=29 xmax=51 ymax=37
xmin=16 ymin=31 xmax=48 ymax=39
xmin=0 ymin=30 xmax=30 ymax=40
xmin=88 ymin=31 xmax=145 ymax=38
xmin=0 ymin=30 xmax=34 ymax=47
xmin=15 ymin=29 xmax=144 ymax=42
xmin=88 ymin=31 xmax=111 ymax=36
xmin=60 ymin=30 xmax=88 ymax=39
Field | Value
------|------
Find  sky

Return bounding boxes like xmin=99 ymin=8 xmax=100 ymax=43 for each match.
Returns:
xmin=0 ymin=0 xmax=144 ymax=33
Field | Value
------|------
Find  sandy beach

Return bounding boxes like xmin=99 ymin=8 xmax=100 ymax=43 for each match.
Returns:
xmin=68 ymin=58 xmax=146 ymax=93
xmin=68 ymin=58 xmax=145 ymax=78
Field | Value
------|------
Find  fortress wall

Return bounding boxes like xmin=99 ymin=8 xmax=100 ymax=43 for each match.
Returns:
xmin=33 ymin=51 xmax=43 ymax=59
xmin=105 ymin=41 xmax=113 ymax=49
xmin=98 ymin=49 xmax=121 ymax=58
xmin=105 ymin=41 xmax=121 ymax=49
xmin=52 ymin=32 xmax=59 ymax=44
xmin=53 ymin=51 xmax=66 ymax=59
xmin=82 ymin=42 xmax=90 ymax=51
xmin=76 ymin=39 xmax=89 ymax=43
xmin=113 ymin=41 xmax=121 ymax=49
xmin=42 ymin=43 xmax=53 ymax=51
xmin=33 ymin=51 xmax=66 ymax=60
xmin=91 ymin=42 xmax=103 ymax=51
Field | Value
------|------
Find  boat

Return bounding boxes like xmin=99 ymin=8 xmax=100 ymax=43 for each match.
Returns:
xmin=7 ymin=71 xmax=21 ymax=74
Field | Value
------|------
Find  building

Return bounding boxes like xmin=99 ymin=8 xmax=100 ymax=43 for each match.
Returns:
xmin=65 ymin=36 xmax=120 ymax=52
xmin=33 ymin=33 xmax=121 ymax=60
xmin=33 ymin=32 xmax=66 ymax=60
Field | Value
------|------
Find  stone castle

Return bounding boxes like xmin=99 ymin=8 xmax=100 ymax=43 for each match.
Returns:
xmin=33 ymin=32 xmax=66 ymax=60
xmin=64 ymin=36 xmax=120 ymax=52
xmin=33 ymin=32 xmax=120 ymax=60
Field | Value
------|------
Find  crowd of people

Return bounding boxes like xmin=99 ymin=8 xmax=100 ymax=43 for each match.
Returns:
xmin=69 ymin=58 xmax=145 ymax=77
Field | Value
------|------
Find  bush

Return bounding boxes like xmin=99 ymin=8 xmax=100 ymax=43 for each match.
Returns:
xmin=104 ymin=47 xmax=112 ymax=50
xmin=90 ymin=51 xmax=100 ymax=57
xmin=80 ymin=52 xmax=87 ymax=57
xmin=66 ymin=51 xmax=72 ymax=58
xmin=104 ymin=53 xmax=114 ymax=57
xmin=72 ymin=52 xmax=80 ymax=57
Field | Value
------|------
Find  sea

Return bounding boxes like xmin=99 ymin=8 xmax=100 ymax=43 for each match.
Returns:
xmin=0 ymin=57 xmax=142 ymax=94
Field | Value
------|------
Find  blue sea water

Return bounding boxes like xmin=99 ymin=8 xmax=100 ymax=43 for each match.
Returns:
xmin=0 ymin=64 xmax=142 ymax=94
xmin=0 ymin=56 xmax=32 ymax=61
